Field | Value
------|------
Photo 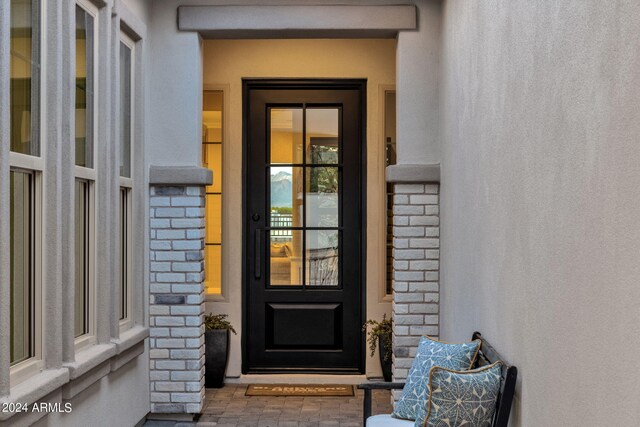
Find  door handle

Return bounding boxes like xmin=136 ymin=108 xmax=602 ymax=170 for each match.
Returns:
xmin=254 ymin=228 xmax=261 ymax=279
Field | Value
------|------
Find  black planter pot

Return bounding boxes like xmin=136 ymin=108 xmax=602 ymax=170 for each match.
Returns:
xmin=205 ymin=329 xmax=230 ymax=388
xmin=378 ymin=335 xmax=393 ymax=382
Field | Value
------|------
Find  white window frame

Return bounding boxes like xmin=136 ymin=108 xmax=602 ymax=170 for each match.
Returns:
xmin=73 ymin=178 xmax=97 ymax=350
xmin=118 ymin=31 xmax=135 ymax=332
xmin=73 ymin=0 xmax=99 ymax=351
xmin=8 ymin=0 xmax=45 ymax=386
xmin=8 ymin=162 xmax=44 ymax=386
xmin=119 ymin=186 xmax=133 ymax=329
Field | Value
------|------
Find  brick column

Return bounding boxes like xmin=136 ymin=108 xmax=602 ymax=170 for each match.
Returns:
xmin=149 ymin=185 xmax=205 ymax=415
xmin=391 ymin=183 xmax=440 ymax=393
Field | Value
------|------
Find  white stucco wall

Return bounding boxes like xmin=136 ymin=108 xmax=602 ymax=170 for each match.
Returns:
xmin=396 ymin=0 xmax=440 ymax=164
xmin=120 ymin=0 xmax=149 ymax=25
xmin=34 ymin=351 xmax=150 ymax=427
xmin=440 ymin=1 xmax=640 ymax=425
xmin=202 ymin=38 xmax=395 ymax=379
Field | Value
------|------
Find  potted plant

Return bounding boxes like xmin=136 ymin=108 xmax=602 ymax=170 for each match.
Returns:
xmin=363 ymin=314 xmax=393 ymax=382
xmin=204 ymin=314 xmax=237 ymax=388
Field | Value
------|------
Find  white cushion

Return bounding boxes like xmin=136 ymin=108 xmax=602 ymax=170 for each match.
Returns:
xmin=366 ymin=414 xmax=413 ymax=427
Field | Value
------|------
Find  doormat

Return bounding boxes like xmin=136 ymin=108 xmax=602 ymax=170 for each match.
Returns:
xmin=245 ymin=384 xmax=355 ymax=397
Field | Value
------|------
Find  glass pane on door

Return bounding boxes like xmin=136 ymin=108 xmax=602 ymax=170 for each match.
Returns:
xmin=306 ymin=108 xmax=339 ymax=164
xmin=306 ymin=230 xmax=339 ymax=287
xmin=271 ymin=108 xmax=303 ymax=164
xmin=269 ymin=230 xmax=302 ymax=286
xmin=270 ymin=166 xmax=303 ymax=227
xmin=306 ymin=167 xmax=339 ymax=228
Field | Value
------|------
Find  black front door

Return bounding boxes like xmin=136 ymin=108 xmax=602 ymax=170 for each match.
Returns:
xmin=243 ymin=80 xmax=366 ymax=373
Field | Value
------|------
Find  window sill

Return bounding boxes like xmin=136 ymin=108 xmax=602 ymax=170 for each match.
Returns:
xmin=112 ymin=325 xmax=149 ymax=354
xmin=64 ymin=343 xmax=117 ymax=380
xmin=0 ymin=368 xmax=69 ymax=421
xmin=9 ymin=358 xmax=44 ymax=388
xmin=74 ymin=334 xmax=98 ymax=353
xmin=205 ymin=293 xmax=226 ymax=302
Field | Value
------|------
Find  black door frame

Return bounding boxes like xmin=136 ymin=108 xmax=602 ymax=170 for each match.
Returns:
xmin=241 ymin=79 xmax=367 ymax=374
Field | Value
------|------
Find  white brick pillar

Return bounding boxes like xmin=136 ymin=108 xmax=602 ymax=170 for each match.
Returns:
xmin=149 ymin=185 xmax=206 ymax=415
xmin=391 ymin=183 xmax=440 ymax=391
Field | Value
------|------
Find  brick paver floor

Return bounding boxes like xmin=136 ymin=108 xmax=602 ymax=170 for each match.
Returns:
xmin=199 ymin=384 xmax=392 ymax=426
xmin=145 ymin=384 xmax=393 ymax=427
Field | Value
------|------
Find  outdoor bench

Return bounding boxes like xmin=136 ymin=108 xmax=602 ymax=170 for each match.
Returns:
xmin=358 ymin=331 xmax=518 ymax=427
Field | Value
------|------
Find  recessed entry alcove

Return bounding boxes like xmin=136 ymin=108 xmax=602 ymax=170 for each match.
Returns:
xmin=176 ymin=0 xmax=416 ymax=379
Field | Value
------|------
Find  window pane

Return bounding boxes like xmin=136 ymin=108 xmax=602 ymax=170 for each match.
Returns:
xmin=205 ymin=194 xmax=221 ymax=244
xmin=203 ymin=144 xmax=222 ymax=193
xmin=270 ymin=108 xmax=303 ymax=164
xmin=385 ymin=91 xmax=396 ymax=165
xmin=75 ymin=6 xmax=94 ymax=168
xmin=306 ymin=109 xmax=339 ymax=164
xmin=10 ymin=0 xmax=40 ymax=156
xmin=203 ymin=91 xmax=222 ymax=143
xmin=269 ymin=230 xmax=302 ymax=286
xmin=74 ymin=180 xmax=89 ymax=337
xmin=120 ymin=42 xmax=132 ymax=177
xmin=270 ymin=167 xmax=303 ymax=227
xmin=10 ymin=170 xmax=34 ymax=364
xmin=305 ymin=230 xmax=339 ymax=287
xmin=306 ymin=167 xmax=339 ymax=228
xmin=205 ymin=245 xmax=221 ymax=295
xmin=120 ymin=188 xmax=129 ymax=319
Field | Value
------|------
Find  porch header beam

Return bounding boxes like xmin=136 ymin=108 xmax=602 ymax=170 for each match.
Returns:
xmin=178 ymin=5 xmax=417 ymax=39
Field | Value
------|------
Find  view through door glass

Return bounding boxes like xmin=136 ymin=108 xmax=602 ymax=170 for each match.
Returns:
xmin=269 ymin=107 xmax=340 ymax=287
xmin=245 ymin=81 xmax=365 ymax=373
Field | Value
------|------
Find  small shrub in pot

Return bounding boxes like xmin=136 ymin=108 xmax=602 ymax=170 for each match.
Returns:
xmin=363 ymin=314 xmax=393 ymax=382
xmin=204 ymin=314 xmax=237 ymax=388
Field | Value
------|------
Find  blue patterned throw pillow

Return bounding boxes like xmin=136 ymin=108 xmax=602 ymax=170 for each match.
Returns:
xmin=393 ymin=336 xmax=481 ymax=421
xmin=415 ymin=362 xmax=503 ymax=427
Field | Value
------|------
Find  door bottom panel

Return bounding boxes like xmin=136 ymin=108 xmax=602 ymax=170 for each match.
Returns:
xmin=266 ymin=303 xmax=342 ymax=349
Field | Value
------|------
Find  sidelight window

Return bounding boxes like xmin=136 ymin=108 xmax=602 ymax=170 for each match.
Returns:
xmin=384 ymin=90 xmax=396 ymax=296
xmin=202 ymin=90 xmax=224 ymax=296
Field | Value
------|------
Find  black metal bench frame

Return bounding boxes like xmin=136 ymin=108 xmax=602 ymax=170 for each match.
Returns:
xmin=358 ymin=331 xmax=518 ymax=426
